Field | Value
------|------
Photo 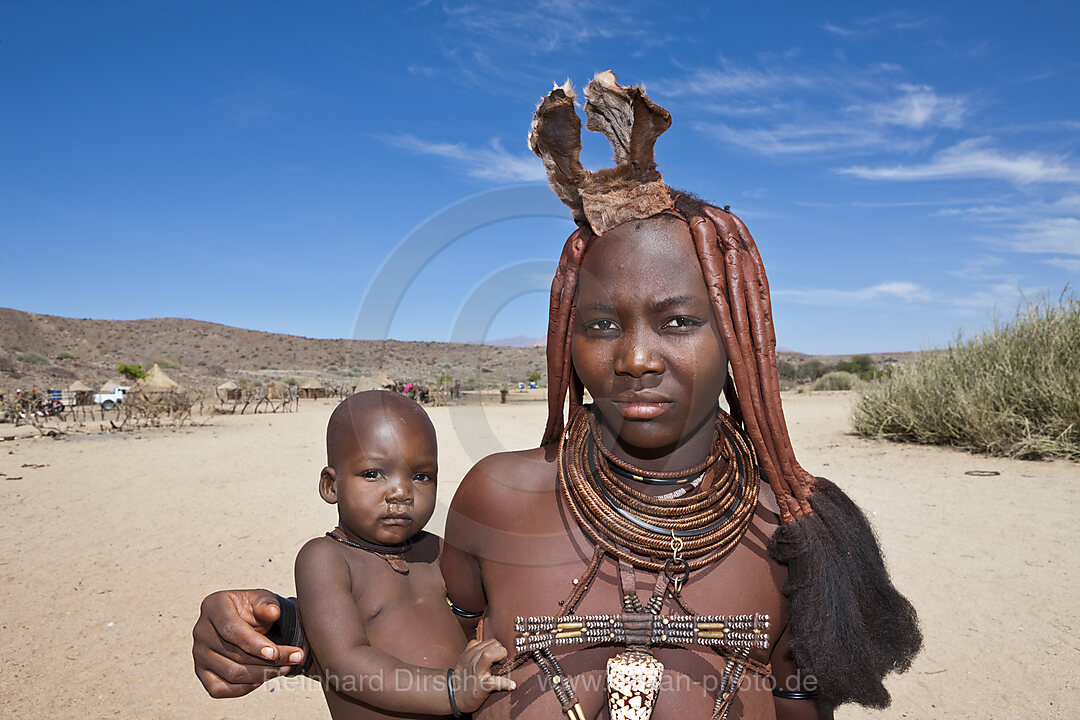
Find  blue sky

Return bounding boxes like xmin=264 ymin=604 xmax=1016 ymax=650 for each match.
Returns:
xmin=2 ymin=1 xmax=1077 ymax=354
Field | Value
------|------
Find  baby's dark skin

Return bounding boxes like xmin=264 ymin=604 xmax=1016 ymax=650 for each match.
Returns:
xmin=193 ymin=221 xmax=829 ymax=720
xmin=295 ymin=391 xmax=513 ymax=720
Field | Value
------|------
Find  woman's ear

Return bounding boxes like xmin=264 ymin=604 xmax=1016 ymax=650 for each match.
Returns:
xmin=319 ymin=466 xmax=338 ymax=504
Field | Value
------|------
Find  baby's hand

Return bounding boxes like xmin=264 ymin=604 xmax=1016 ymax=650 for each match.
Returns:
xmin=450 ymin=638 xmax=517 ymax=713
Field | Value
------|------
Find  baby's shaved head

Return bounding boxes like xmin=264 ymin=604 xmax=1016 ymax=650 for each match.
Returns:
xmin=326 ymin=391 xmax=436 ymax=468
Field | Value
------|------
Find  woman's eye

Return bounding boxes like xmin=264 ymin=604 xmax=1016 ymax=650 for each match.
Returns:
xmin=586 ymin=319 xmax=618 ymax=332
xmin=663 ymin=317 xmax=701 ymax=329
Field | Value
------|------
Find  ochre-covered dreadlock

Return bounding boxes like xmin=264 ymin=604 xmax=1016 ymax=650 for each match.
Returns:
xmin=532 ymin=71 xmax=921 ymax=710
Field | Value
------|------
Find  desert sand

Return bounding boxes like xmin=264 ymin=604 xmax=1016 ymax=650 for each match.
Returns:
xmin=1 ymin=391 xmax=1077 ymax=719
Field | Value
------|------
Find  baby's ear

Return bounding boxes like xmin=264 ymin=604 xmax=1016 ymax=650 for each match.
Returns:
xmin=319 ymin=466 xmax=338 ymax=504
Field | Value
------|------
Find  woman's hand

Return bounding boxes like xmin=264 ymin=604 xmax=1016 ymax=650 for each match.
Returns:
xmin=192 ymin=589 xmax=305 ymax=698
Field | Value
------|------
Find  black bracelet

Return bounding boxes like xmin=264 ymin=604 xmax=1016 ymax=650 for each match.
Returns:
xmin=772 ymin=688 xmax=820 ymax=700
xmin=267 ymin=595 xmax=310 ymax=677
xmin=447 ymin=597 xmax=484 ymax=619
xmin=446 ymin=668 xmax=462 ymax=717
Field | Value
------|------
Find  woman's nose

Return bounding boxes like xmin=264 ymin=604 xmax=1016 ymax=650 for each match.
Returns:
xmin=613 ymin=331 xmax=664 ymax=377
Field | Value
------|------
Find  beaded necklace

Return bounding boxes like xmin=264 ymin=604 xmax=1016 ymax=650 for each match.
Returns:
xmin=325 ymin=528 xmax=413 ymax=574
xmin=506 ymin=407 xmax=769 ymax=720
xmin=560 ymin=406 xmax=760 ymax=580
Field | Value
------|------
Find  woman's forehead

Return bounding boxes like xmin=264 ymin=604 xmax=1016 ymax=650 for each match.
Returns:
xmin=578 ymin=217 xmax=705 ymax=296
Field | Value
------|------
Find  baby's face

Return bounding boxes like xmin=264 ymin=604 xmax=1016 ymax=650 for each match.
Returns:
xmin=324 ymin=411 xmax=438 ymax=547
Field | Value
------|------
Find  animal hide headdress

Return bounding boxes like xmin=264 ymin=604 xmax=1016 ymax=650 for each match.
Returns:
xmin=532 ymin=71 xmax=922 ymax=710
xmin=529 ymin=71 xmax=675 ymax=235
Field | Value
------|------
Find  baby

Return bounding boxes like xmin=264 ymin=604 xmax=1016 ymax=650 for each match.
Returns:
xmin=295 ymin=390 xmax=514 ymax=720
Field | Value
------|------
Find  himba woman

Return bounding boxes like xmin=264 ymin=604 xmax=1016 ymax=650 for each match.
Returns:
xmin=192 ymin=72 xmax=921 ymax=720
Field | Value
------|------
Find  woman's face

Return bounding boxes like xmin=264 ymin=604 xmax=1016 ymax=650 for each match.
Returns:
xmin=571 ymin=215 xmax=728 ymax=459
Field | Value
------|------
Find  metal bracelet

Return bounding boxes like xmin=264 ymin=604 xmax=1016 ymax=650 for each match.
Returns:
xmin=446 ymin=668 xmax=462 ymax=717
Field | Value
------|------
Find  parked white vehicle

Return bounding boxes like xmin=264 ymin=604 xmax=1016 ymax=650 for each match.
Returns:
xmin=93 ymin=386 xmax=130 ymax=410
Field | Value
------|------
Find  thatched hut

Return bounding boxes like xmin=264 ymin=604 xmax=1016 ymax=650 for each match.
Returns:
xmin=370 ymin=370 xmax=394 ymax=390
xmin=133 ymin=363 xmax=180 ymax=393
xmin=299 ymin=378 xmax=328 ymax=399
xmin=216 ymin=380 xmax=241 ymax=402
xmin=351 ymin=376 xmax=382 ymax=392
xmin=264 ymin=380 xmax=288 ymax=400
xmin=67 ymin=380 xmax=94 ymax=406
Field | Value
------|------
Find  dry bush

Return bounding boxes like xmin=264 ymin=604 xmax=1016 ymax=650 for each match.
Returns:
xmin=118 ymin=388 xmax=201 ymax=428
xmin=852 ymin=294 xmax=1080 ymax=459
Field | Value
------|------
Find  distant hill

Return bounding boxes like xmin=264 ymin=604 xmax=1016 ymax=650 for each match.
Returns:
xmin=0 ymin=308 xmax=547 ymax=393
xmin=0 ymin=307 xmax=925 ymax=394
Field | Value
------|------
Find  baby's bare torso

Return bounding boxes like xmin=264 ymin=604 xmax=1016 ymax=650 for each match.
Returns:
xmin=317 ymin=532 xmax=467 ymax=720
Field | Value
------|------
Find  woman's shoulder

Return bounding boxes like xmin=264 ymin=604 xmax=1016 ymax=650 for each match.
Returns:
xmin=457 ymin=445 xmax=556 ymax=494
xmin=447 ymin=446 xmax=557 ymax=531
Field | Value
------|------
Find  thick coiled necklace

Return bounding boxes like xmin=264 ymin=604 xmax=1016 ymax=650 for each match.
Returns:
xmin=558 ymin=405 xmax=759 ymax=575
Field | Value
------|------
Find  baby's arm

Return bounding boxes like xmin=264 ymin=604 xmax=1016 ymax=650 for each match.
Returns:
xmin=295 ymin=539 xmax=514 ymax=714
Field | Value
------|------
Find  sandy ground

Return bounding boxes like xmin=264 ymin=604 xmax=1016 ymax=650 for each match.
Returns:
xmin=0 ymin=392 xmax=1077 ymax=719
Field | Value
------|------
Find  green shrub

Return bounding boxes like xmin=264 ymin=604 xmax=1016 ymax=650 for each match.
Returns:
xmin=798 ymin=359 xmax=828 ymax=381
xmin=327 ymin=365 xmax=339 ymax=372
xmin=117 ymin=363 xmax=147 ymax=381
xmin=56 ymin=350 xmax=76 ymax=360
xmin=853 ymin=294 xmax=1080 ymax=459
xmin=813 ymin=371 xmax=863 ymax=391
xmin=197 ymin=360 xmax=207 ymax=366
xmin=284 ymin=377 xmax=298 ymax=386
xmin=777 ymin=360 xmax=799 ymax=381
xmin=526 ymin=371 xmax=542 ymax=383
xmin=835 ymin=354 xmax=875 ymax=378
xmin=17 ymin=352 xmax=50 ymax=365
xmin=157 ymin=359 xmax=181 ymax=369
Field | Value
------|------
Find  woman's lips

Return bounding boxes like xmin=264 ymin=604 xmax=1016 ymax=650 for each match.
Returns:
xmin=613 ymin=400 xmax=671 ymax=419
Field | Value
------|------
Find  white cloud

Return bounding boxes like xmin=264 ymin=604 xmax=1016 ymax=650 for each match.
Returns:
xmin=820 ymin=13 xmax=932 ymax=37
xmin=821 ymin=21 xmax=857 ymax=37
xmin=1010 ymin=218 xmax=1080 ymax=255
xmin=661 ymin=63 xmax=815 ymax=97
xmin=1045 ymin=257 xmax=1080 ymax=272
xmin=838 ymin=138 xmax=1080 ymax=184
xmin=868 ymin=84 xmax=967 ymax=128
xmin=776 ymin=281 xmax=931 ymax=306
xmin=384 ymin=134 xmax=545 ymax=182
xmin=698 ymin=122 xmax=887 ymax=156
xmin=946 ymin=283 xmax=1031 ymax=314
xmin=949 ymin=255 xmax=1005 ymax=276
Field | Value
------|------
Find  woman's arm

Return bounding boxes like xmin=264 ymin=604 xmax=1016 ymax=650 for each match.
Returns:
xmin=771 ymin=626 xmax=833 ymax=720
xmin=442 ymin=464 xmax=491 ymax=634
xmin=191 ymin=589 xmax=305 ymax=698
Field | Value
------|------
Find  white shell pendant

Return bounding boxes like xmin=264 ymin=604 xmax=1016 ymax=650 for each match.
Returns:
xmin=606 ymin=649 xmax=664 ymax=720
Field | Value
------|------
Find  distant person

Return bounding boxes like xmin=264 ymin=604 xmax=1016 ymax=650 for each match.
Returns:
xmin=291 ymin=391 xmax=513 ymax=719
